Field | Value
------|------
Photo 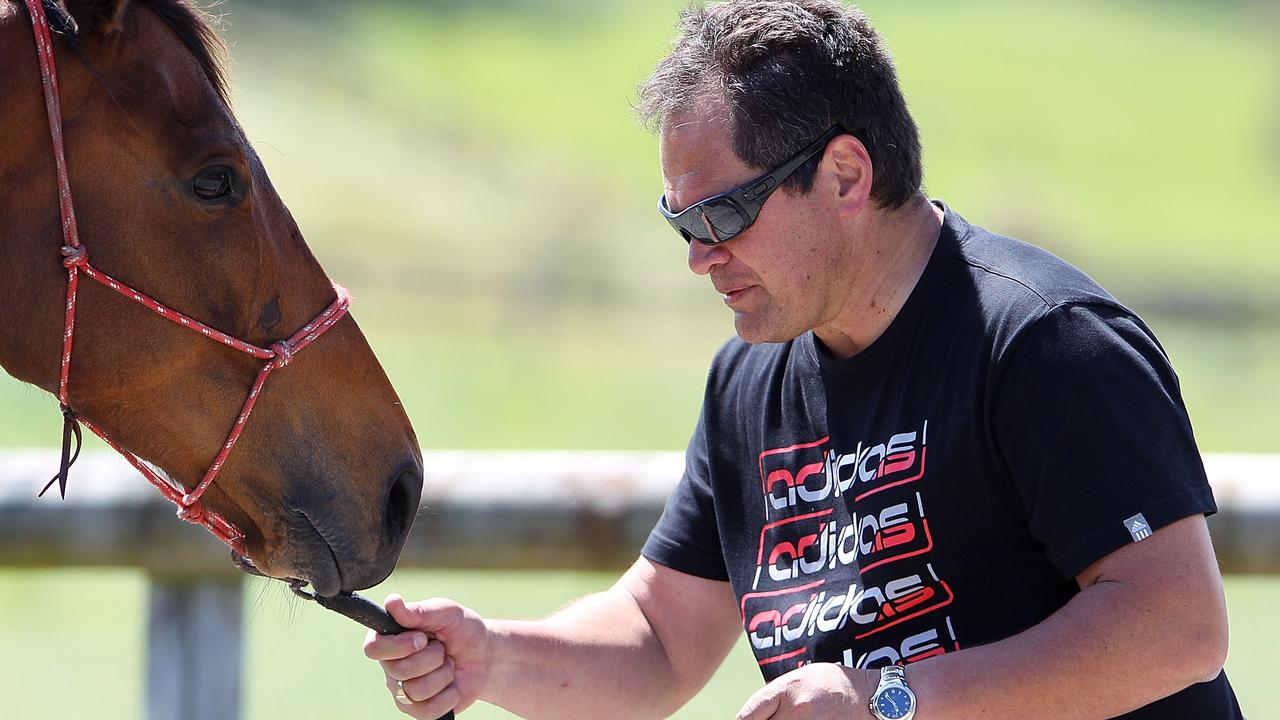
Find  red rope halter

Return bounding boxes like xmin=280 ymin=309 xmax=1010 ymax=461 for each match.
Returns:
xmin=23 ymin=0 xmax=351 ymax=556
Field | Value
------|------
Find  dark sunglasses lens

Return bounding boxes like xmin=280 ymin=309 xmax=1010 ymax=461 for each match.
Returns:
xmin=702 ymin=199 xmax=747 ymax=241
xmin=670 ymin=216 xmax=710 ymax=243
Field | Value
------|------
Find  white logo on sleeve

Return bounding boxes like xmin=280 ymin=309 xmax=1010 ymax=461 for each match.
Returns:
xmin=1124 ymin=513 xmax=1152 ymax=542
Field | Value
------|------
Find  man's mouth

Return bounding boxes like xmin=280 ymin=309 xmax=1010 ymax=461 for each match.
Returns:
xmin=719 ymin=284 xmax=755 ymax=305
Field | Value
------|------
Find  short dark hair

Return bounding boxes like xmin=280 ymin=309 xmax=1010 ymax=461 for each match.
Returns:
xmin=638 ymin=0 xmax=922 ymax=209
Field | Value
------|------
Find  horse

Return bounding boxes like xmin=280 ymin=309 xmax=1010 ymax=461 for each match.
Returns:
xmin=0 ymin=0 xmax=425 ymax=599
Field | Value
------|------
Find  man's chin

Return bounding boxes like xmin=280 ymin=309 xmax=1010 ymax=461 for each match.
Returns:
xmin=732 ymin=312 xmax=802 ymax=345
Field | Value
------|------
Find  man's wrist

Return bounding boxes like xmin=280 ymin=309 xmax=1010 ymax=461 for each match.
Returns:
xmin=836 ymin=666 xmax=882 ymax=716
xmin=474 ymin=617 xmax=519 ymax=704
xmin=869 ymin=664 xmax=918 ymax=720
xmin=853 ymin=666 xmax=876 ymax=702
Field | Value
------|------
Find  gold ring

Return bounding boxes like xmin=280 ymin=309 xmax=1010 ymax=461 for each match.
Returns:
xmin=395 ymin=680 xmax=412 ymax=705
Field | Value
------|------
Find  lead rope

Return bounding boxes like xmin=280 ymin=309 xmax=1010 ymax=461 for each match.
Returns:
xmin=22 ymin=0 xmax=350 ymax=557
xmin=24 ymin=0 xmax=85 ymax=500
xmin=288 ymin=584 xmax=457 ymax=720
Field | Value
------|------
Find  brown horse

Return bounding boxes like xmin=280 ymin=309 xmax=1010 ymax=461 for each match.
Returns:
xmin=0 ymin=0 xmax=423 ymax=597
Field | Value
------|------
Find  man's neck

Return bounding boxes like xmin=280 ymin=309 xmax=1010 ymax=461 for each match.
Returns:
xmin=814 ymin=195 xmax=944 ymax=359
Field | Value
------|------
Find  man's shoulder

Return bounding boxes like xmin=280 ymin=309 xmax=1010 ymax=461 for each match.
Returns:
xmin=936 ymin=207 xmax=1174 ymax=385
xmin=943 ymin=208 xmax=1121 ymax=314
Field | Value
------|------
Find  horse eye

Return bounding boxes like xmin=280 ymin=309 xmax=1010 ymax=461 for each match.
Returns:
xmin=192 ymin=166 xmax=235 ymax=201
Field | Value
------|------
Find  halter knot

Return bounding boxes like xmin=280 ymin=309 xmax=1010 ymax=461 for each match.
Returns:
xmin=271 ymin=340 xmax=295 ymax=368
xmin=178 ymin=501 xmax=205 ymax=523
xmin=60 ymin=244 xmax=87 ymax=268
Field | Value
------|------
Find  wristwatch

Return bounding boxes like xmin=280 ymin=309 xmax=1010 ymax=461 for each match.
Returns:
xmin=868 ymin=664 xmax=917 ymax=720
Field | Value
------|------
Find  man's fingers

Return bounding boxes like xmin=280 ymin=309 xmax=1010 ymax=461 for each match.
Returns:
xmin=382 ymin=641 xmax=448 ymax=681
xmin=736 ymin=685 xmax=782 ymax=720
xmin=364 ymin=595 xmax=476 ymax=718
xmin=385 ymin=675 xmax=413 ymax=706
xmin=399 ymin=657 xmax=456 ymax=704
xmin=385 ymin=677 xmax=461 ymax=720
xmin=411 ymin=683 xmax=461 ymax=720
xmin=364 ymin=626 xmax=430 ymax=661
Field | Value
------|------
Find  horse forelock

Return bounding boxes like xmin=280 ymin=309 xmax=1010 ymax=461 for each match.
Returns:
xmin=138 ymin=0 xmax=229 ymax=107
xmin=42 ymin=1 xmax=81 ymax=43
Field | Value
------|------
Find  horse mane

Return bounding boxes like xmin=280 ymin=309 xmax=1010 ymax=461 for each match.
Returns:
xmin=39 ymin=0 xmax=229 ymax=106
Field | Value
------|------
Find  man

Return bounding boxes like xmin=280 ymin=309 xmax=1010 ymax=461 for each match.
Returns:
xmin=364 ymin=1 xmax=1242 ymax=718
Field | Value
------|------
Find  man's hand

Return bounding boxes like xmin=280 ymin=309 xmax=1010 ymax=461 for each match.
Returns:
xmin=737 ymin=663 xmax=876 ymax=720
xmin=362 ymin=594 xmax=492 ymax=719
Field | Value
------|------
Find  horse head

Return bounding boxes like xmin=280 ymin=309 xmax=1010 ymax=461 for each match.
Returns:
xmin=0 ymin=0 xmax=423 ymax=597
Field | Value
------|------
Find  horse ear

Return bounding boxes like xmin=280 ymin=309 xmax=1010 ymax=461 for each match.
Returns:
xmin=62 ymin=0 xmax=130 ymax=35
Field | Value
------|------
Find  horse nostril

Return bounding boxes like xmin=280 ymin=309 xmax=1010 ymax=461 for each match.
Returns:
xmin=384 ymin=467 xmax=420 ymax=546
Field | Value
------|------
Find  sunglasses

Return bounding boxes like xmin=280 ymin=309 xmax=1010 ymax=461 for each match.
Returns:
xmin=658 ymin=125 xmax=847 ymax=245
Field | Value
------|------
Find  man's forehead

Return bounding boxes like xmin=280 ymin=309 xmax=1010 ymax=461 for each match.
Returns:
xmin=660 ymin=102 xmax=744 ymax=197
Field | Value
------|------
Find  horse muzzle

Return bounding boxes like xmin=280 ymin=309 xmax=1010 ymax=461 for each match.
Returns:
xmin=231 ymin=461 xmax=422 ymax=597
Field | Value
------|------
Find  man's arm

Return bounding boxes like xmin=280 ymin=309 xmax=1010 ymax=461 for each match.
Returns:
xmin=911 ymin=512 xmax=1228 ymax=719
xmin=738 ymin=513 xmax=1229 ymax=720
xmin=485 ymin=557 xmax=743 ymax=719
xmin=364 ymin=557 xmax=742 ymax=720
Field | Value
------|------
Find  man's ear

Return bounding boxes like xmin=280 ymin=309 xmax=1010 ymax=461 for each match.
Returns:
xmin=62 ymin=0 xmax=129 ymax=35
xmin=826 ymin=134 xmax=874 ymax=214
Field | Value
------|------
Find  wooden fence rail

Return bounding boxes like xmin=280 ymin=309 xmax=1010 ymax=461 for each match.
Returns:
xmin=1 ymin=450 xmax=1277 ymax=720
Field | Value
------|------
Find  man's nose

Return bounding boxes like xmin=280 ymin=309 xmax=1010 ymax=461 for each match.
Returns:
xmin=688 ymin=236 xmax=731 ymax=276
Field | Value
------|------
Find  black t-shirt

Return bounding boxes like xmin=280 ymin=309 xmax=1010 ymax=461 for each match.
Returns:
xmin=642 ymin=204 xmax=1241 ymax=718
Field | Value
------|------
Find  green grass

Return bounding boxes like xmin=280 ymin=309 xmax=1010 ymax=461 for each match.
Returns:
xmin=186 ymin=0 xmax=1280 ymax=452
xmin=0 ymin=568 xmax=1274 ymax=718
xmin=219 ymin=0 xmax=1280 ymax=291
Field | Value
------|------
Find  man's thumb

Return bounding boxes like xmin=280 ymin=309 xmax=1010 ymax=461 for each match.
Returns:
xmin=384 ymin=593 xmax=452 ymax=633
xmin=384 ymin=593 xmax=420 ymax=628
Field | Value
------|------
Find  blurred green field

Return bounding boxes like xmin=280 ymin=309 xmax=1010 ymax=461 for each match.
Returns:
xmin=0 ymin=569 xmax=1276 ymax=719
xmin=2 ymin=0 xmax=1278 ymax=450
xmin=2 ymin=0 xmax=1278 ymax=718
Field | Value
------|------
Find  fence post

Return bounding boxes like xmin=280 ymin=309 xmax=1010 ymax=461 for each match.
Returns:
xmin=145 ymin=574 xmax=244 ymax=720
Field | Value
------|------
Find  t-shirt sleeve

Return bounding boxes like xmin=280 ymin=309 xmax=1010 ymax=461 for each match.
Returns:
xmin=990 ymin=302 xmax=1217 ymax=579
xmin=641 ymin=406 xmax=730 ymax=581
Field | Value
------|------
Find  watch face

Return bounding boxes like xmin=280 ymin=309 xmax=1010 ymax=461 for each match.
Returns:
xmin=874 ymin=686 xmax=914 ymax=719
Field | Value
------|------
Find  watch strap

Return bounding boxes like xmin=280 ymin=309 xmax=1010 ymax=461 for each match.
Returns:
xmin=879 ymin=665 xmax=906 ymax=686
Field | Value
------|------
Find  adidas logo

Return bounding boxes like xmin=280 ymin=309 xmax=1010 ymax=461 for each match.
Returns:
xmin=1124 ymin=513 xmax=1152 ymax=542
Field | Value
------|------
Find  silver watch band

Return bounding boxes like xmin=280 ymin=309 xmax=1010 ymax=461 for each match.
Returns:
xmin=879 ymin=665 xmax=906 ymax=685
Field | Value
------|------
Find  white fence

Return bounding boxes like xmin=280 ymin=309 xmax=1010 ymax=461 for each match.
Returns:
xmin=1 ymin=450 xmax=1277 ymax=720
